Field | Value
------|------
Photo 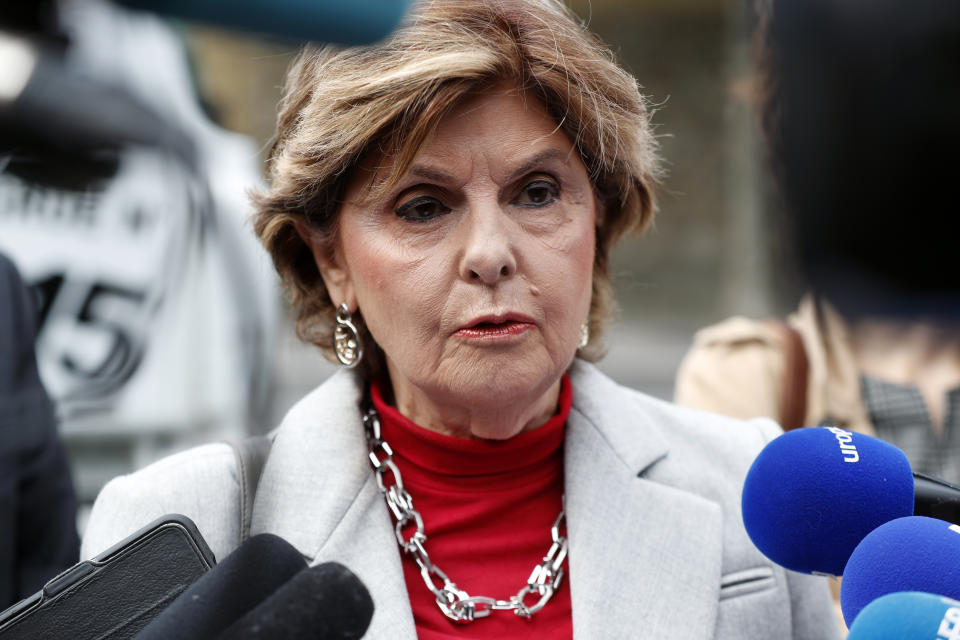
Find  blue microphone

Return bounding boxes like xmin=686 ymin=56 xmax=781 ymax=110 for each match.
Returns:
xmin=847 ymin=591 xmax=960 ymax=639
xmin=841 ymin=516 xmax=960 ymax=626
xmin=741 ymin=426 xmax=914 ymax=577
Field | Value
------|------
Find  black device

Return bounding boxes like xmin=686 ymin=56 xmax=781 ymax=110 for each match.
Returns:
xmin=0 ymin=515 xmax=215 ymax=640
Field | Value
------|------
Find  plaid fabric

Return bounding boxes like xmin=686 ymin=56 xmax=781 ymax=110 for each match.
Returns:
xmin=861 ymin=375 xmax=960 ymax=484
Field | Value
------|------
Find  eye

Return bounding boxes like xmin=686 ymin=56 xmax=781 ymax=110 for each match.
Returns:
xmin=395 ymin=196 xmax=451 ymax=222
xmin=514 ymin=179 xmax=559 ymax=207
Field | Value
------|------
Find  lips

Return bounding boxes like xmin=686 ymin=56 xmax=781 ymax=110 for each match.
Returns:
xmin=454 ymin=314 xmax=536 ymax=340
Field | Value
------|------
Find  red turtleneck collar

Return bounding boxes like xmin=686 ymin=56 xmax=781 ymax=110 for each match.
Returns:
xmin=370 ymin=374 xmax=573 ymax=639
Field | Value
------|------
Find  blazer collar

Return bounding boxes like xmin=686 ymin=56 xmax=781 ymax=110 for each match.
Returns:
xmin=251 ymin=370 xmax=418 ymax=639
xmin=567 ymin=359 xmax=669 ymax=475
xmin=565 ymin=360 xmax=723 ymax=639
xmin=254 ymin=362 xmax=723 ymax=640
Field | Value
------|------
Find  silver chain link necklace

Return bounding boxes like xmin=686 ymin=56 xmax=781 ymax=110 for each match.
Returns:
xmin=362 ymin=404 xmax=569 ymax=623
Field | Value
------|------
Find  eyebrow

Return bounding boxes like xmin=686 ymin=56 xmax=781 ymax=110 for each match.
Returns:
xmin=405 ymin=147 xmax=572 ymax=186
xmin=505 ymin=148 xmax=571 ymax=184
xmin=408 ymin=165 xmax=456 ymax=183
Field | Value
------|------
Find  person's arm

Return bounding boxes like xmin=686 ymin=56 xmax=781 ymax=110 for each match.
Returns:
xmin=0 ymin=253 xmax=80 ymax=603
xmin=14 ymin=435 xmax=80 ymax=599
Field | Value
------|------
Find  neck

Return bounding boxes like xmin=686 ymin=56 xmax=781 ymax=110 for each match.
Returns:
xmin=849 ymin=317 xmax=960 ymax=431
xmin=849 ymin=318 xmax=960 ymax=381
xmin=383 ymin=369 xmax=563 ymax=440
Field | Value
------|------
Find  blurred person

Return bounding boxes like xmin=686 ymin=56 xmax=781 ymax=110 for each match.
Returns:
xmin=675 ymin=0 xmax=960 ymax=484
xmin=677 ymin=295 xmax=960 ymax=481
xmin=81 ymin=1 xmax=839 ymax=638
xmin=0 ymin=252 xmax=79 ymax=609
xmin=676 ymin=0 xmax=960 ymax=628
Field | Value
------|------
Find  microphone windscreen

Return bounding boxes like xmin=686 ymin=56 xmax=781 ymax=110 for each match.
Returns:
xmin=135 ymin=533 xmax=307 ymax=640
xmin=841 ymin=516 xmax=960 ymax=626
xmin=846 ymin=591 xmax=960 ymax=639
xmin=218 ymin=562 xmax=374 ymax=640
xmin=741 ymin=427 xmax=913 ymax=576
xmin=116 ymin=0 xmax=412 ymax=46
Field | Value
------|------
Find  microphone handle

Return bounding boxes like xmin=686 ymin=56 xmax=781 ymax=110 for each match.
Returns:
xmin=913 ymin=472 xmax=960 ymax=525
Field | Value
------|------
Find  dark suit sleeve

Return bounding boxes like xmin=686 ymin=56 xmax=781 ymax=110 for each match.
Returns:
xmin=0 ymin=253 xmax=80 ymax=607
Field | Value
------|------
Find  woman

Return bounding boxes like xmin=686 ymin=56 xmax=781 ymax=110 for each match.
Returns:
xmin=82 ymin=1 xmax=839 ymax=637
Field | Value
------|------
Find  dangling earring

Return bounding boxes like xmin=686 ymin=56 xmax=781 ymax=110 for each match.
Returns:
xmin=334 ymin=303 xmax=363 ymax=368
xmin=578 ymin=322 xmax=589 ymax=350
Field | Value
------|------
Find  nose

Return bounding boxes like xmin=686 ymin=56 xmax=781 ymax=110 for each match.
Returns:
xmin=457 ymin=203 xmax=517 ymax=285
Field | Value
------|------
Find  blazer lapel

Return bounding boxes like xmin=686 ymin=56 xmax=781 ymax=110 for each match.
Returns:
xmin=251 ymin=363 xmax=723 ymax=640
xmin=251 ymin=371 xmax=417 ymax=640
xmin=566 ymin=362 xmax=723 ymax=640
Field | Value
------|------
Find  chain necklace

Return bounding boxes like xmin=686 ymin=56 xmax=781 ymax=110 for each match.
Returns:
xmin=362 ymin=404 xmax=568 ymax=623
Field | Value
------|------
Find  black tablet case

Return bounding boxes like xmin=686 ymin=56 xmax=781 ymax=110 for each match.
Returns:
xmin=0 ymin=514 xmax=215 ymax=640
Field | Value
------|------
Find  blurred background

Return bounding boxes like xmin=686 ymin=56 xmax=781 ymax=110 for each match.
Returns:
xmin=0 ymin=0 xmax=797 ymax=533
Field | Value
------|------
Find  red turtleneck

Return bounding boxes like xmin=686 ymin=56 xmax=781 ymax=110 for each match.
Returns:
xmin=370 ymin=375 xmax=573 ymax=639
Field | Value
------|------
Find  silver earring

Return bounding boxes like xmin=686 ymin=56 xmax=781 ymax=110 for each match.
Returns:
xmin=578 ymin=323 xmax=589 ymax=350
xmin=334 ymin=303 xmax=363 ymax=368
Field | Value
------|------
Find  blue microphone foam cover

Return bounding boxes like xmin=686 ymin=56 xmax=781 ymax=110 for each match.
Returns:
xmin=741 ymin=427 xmax=913 ymax=577
xmin=842 ymin=516 xmax=960 ymax=626
xmin=847 ymin=591 xmax=960 ymax=639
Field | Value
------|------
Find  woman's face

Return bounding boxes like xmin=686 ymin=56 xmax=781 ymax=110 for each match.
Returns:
xmin=312 ymin=85 xmax=597 ymax=438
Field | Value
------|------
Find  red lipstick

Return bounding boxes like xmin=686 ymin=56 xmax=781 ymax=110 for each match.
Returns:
xmin=454 ymin=314 xmax=535 ymax=340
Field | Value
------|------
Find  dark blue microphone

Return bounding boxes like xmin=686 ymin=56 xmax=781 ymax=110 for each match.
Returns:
xmin=846 ymin=591 xmax=960 ymax=639
xmin=741 ymin=426 xmax=914 ymax=577
xmin=217 ymin=562 xmax=373 ymax=639
xmin=134 ymin=533 xmax=307 ymax=640
xmin=841 ymin=516 xmax=960 ymax=626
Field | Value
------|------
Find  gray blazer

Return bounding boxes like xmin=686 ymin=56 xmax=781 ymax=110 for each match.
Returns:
xmin=82 ymin=360 xmax=840 ymax=639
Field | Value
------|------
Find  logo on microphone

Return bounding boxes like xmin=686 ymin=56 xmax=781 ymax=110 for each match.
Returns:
xmin=937 ymin=605 xmax=960 ymax=640
xmin=826 ymin=427 xmax=859 ymax=463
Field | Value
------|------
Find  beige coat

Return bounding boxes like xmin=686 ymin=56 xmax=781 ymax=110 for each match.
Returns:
xmin=675 ymin=295 xmax=875 ymax=436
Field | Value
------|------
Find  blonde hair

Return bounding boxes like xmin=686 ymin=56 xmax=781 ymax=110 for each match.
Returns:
xmin=253 ymin=0 xmax=660 ymax=378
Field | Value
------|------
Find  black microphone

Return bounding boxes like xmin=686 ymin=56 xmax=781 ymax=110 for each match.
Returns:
xmin=134 ymin=533 xmax=307 ymax=640
xmin=217 ymin=562 xmax=374 ymax=640
xmin=913 ymin=472 xmax=960 ymax=523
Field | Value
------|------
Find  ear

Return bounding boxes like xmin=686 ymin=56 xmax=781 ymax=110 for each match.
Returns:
xmin=293 ymin=220 xmax=357 ymax=310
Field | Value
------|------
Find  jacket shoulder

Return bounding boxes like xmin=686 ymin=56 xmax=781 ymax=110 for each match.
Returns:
xmin=649 ymin=395 xmax=780 ymax=480
xmin=571 ymin=359 xmax=781 ymax=483
xmin=627 ymin=379 xmax=779 ymax=480
xmin=81 ymin=442 xmax=241 ymax=562
xmin=573 ymin=365 xmax=841 ymax=637
xmin=674 ymin=316 xmax=788 ymax=422
xmin=689 ymin=315 xmax=782 ymax=347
